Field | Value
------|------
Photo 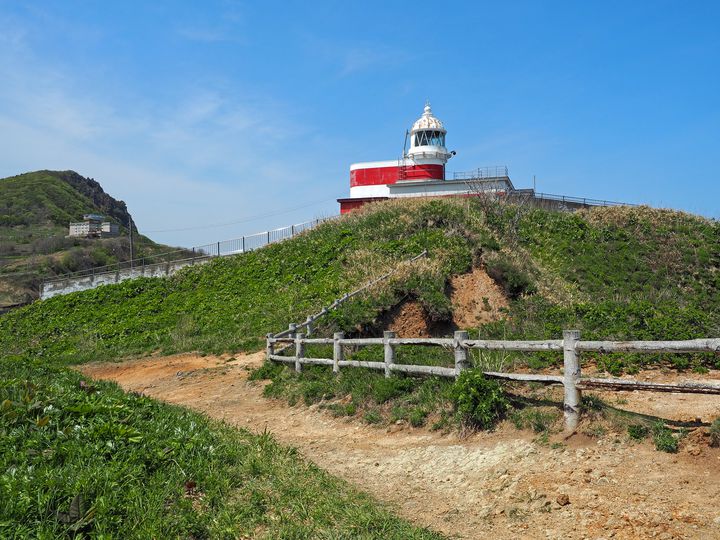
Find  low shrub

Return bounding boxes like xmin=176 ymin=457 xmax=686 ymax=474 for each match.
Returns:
xmin=450 ymin=370 xmax=509 ymax=430
xmin=652 ymin=422 xmax=678 ymax=453
xmin=363 ymin=409 xmax=382 ymax=424
xmin=485 ymin=256 xmax=537 ymax=299
xmin=627 ymin=424 xmax=649 ymax=441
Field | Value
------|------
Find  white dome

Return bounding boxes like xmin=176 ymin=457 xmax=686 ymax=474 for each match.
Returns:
xmin=411 ymin=102 xmax=445 ymax=132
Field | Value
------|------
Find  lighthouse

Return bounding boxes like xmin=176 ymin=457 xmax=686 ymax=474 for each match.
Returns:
xmin=405 ymin=102 xmax=451 ymax=175
xmin=338 ymin=102 xmax=514 ymax=213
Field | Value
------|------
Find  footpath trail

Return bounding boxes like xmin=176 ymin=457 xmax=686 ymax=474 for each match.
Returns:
xmin=80 ymin=353 xmax=720 ymax=540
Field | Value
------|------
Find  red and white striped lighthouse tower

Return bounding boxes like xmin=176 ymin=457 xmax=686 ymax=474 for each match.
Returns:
xmin=338 ymin=102 xmax=514 ymax=213
xmin=338 ymin=102 xmax=452 ymax=213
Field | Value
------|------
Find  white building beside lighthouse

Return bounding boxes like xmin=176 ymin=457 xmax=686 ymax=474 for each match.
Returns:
xmin=338 ymin=103 xmax=515 ymax=213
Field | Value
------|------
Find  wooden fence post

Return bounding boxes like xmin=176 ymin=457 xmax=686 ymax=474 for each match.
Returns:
xmin=288 ymin=323 xmax=297 ymax=338
xmin=384 ymin=330 xmax=396 ymax=378
xmin=454 ymin=330 xmax=470 ymax=376
xmin=266 ymin=333 xmax=274 ymax=362
xmin=305 ymin=316 xmax=313 ymax=337
xmin=333 ymin=332 xmax=344 ymax=374
xmin=295 ymin=333 xmax=305 ymax=373
xmin=563 ymin=329 xmax=582 ymax=432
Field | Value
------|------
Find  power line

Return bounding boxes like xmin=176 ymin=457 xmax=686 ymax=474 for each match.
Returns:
xmin=143 ymin=197 xmax=338 ymax=234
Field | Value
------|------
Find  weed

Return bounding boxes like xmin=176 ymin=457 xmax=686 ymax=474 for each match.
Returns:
xmin=364 ymin=409 xmax=383 ymax=425
xmin=485 ymin=255 xmax=537 ymax=299
xmin=581 ymin=394 xmax=606 ymax=413
xmin=710 ymin=418 xmax=720 ymax=447
xmin=585 ymin=424 xmax=607 ymax=438
xmin=409 ymin=408 xmax=428 ymax=427
xmin=511 ymin=408 xmax=559 ymax=433
xmin=627 ymin=424 xmax=649 ymax=440
xmin=321 ymin=402 xmax=357 ymax=417
xmin=248 ymin=361 xmax=284 ymax=381
xmin=470 ymin=348 xmax=517 ymax=373
xmin=451 ymin=370 xmax=509 ymax=430
xmin=652 ymin=422 xmax=679 ymax=453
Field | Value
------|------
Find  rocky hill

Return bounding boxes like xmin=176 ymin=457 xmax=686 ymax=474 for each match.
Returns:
xmin=0 ymin=170 xmax=171 ymax=306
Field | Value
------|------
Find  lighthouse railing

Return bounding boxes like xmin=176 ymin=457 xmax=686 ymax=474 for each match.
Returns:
xmin=453 ymin=166 xmax=510 ymax=180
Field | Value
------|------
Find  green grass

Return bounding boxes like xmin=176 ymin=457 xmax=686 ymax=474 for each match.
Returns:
xmin=651 ymin=421 xmax=679 ymax=453
xmin=3 ymin=198 xmax=717 ymax=373
xmin=3 ymin=197 xmax=716 ymax=534
xmin=710 ymin=418 xmax=720 ymax=447
xmin=0 ymin=199 xmax=497 ymax=363
xmin=261 ymin=363 xmax=455 ymax=429
xmin=0 ymin=355 xmax=442 ymax=538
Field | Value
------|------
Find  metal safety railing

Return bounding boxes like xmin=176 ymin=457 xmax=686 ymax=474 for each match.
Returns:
xmin=453 ymin=166 xmax=510 ymax=180
xmin=43 ymin=216 xmax=338 ymax=285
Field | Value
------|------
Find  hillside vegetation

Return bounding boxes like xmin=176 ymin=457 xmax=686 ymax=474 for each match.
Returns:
xmin=2 ymin=197 xmax=718 ymax=536
xmin=1 ymin=198 xmax=718 ymax=370
xmin=0 ymin=170 xmax=176 ymax=306
xmin=0 ymin=356 xmax=440 ymax=538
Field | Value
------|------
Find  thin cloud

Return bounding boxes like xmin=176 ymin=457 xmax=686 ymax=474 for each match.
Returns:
xmin=0 ymin=17 xmax=331 ymax=247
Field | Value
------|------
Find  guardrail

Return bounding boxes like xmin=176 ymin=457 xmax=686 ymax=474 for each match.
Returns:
xmin=453 ymin=166 xmax=510 ymax=180
xmin=266 ymin=330 xmax=720 ymax=432
xmin=512 ymin=191 xmax=635 ymax=208
xmin=43 ymin=216 xmax=337 ymax=285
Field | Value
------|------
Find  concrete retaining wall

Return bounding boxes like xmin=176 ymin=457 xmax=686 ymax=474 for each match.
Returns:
xmin=40 ymin=257 xmax=212 ymax=300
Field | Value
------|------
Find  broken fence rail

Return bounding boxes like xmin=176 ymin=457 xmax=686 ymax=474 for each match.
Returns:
xmin=266 ymin=331 xmax=720 ymax=432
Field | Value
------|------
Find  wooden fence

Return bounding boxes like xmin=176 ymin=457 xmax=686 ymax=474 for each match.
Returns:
xmin=266 ymin=330 xmax=720 ymax=431
xmin=272 ymin=250 xmax=427 ymax=339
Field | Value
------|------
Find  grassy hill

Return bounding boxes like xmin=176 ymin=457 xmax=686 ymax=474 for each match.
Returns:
xmin=1 ymin=197 xmax=718 ymax=536
xmin=1 ymin=198 xmax=718 ymax=369
xmin=0 ymin=170 xmax=176 ymax=306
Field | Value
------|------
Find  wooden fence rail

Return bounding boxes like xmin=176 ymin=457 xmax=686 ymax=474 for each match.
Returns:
xmin=266 ymin=330 xmax=720 ymax=432
xmin=272 ymin=250 xmax=428 ymax=339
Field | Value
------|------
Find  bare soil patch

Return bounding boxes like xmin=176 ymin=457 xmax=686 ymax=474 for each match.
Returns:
xmin=450 ymin=266 xmax=509 ymax=329
xmin=386 ymin=267 xmax=509 ymax=338
xmin=80 ymin=355 xmax=720 ymax=539
xmin=388 ymin=300 xmax=437 ymax=337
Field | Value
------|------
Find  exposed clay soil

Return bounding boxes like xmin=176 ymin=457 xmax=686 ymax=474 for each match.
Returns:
xmin=387 ymin=267 xmax=509 ymax=338
xmin=387 ymin=300 xmax=440 ymax=337
xmin=449 ymin=266 xmax=509 ymax=329
xmin=80 ymin=354 xmax=720 ymax=540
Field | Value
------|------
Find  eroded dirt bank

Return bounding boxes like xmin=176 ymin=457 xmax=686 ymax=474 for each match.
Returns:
xmin=80 ymin=354 xmax=720 ymax=540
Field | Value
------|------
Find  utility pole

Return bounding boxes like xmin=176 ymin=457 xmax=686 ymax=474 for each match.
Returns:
xmin=128 ymin=217 xmax=134 ymax=269
xmin=533 ymin=175 xmax=536 ymax=193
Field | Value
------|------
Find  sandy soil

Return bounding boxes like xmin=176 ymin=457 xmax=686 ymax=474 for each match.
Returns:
xmin=79 ymin=354 xmax=720 ymax=540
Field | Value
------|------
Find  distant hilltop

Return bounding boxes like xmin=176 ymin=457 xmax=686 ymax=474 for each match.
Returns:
xmin=0 ymin=170 xmax=133 ymax=230
xmin=0 ymin=170 xmax=170 ymax=307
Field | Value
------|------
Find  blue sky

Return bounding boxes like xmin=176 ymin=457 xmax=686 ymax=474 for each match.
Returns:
xmin=0 ymin=1 xmax=718 ymax=247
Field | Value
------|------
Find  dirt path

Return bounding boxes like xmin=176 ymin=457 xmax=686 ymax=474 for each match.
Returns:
xmin=80 ymin=354 xmax=720 ymax=540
